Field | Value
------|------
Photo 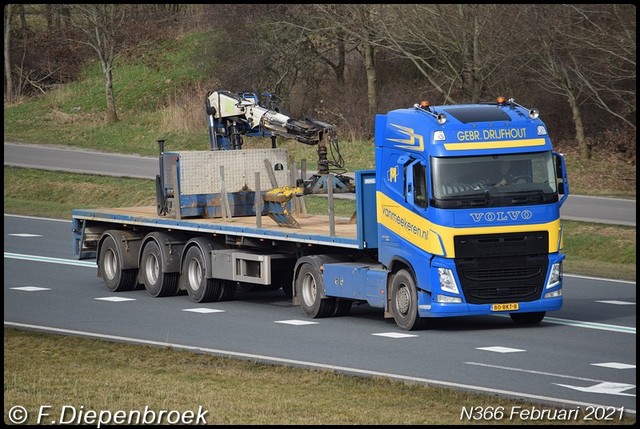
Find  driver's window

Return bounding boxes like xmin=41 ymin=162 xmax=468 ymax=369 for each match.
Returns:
xmin=405 ymin=159 xmax=428 ymax=209
xmin=413 ymin=162 xmax=427 ymax=208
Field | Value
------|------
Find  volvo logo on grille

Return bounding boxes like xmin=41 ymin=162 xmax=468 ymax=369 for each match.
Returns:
xmin=470 ymin=210 xmax=533 ymax=223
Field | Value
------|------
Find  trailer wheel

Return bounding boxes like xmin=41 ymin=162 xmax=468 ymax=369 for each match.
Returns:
xmin=333 ymin=300 xmax=353 ymax=317
xmin=273 ymin=269 xmax=294 ymax=297
xmin=296 ymin=262 xmax=335 ymax=318
xmin=510 ymin=311 xmax=546 ymax=325
xmin=141 ymin=240 xmax=179 ymax=297
xmin=182 ymin=246 xmax=223 ymax=303
xmin=390 ymin=269 xmax=429 ymax=330
xmin=99 ymin=235 xmax=137 ymax=292
xmin=217 ymin=281 xmax=236 ymax=301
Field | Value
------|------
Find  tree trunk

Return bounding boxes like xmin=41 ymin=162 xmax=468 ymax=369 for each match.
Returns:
xmin=104 ymin=66 xmax=118 ymax=124
xmin=364 ymin=39 xmax=378 ymax=118
xmin=4 ymin=4 xmax=13 ymax=101
xmin=567 ymin=92 xmax=590 ymax=160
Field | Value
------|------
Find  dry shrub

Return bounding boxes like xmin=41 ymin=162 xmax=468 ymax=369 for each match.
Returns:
xmin=159 ymin=81 xmax=219 ymax=133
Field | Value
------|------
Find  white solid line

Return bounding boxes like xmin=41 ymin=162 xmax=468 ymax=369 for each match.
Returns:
xmin=464 ymin=362 xmax=616 ymax=383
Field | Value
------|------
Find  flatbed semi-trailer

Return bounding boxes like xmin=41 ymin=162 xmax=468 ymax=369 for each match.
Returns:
xmin=73 ymin=95 xmax=568 ymax=330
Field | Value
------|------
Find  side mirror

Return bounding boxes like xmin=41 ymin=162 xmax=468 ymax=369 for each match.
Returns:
xmin=553 ymin=152 xmax=569 ymax=206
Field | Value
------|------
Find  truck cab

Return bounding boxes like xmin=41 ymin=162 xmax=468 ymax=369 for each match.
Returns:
xmin=373 ymin=98 xmax=568 ymax=329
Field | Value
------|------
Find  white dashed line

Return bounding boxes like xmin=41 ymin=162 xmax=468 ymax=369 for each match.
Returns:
xmin=182 ymin=308 xmax=225 ymax=314
xmin=10 ymin=286 xmax=51 ymax=292
xmin=372 ymin=332 xmax=419 ymax=338
xmin=476 ymin=346 xmax=526 ymax=353
xmin=591 ymin=362 xmax=636 ymax=370
xmin=274 ymin=320 xmax=319 ymax=326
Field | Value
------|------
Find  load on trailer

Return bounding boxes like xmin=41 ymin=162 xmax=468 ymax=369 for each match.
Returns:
xmin=73 ymin=93 xmax=568 ymax=330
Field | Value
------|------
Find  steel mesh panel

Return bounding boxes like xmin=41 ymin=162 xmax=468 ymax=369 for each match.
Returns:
xmin=177 ymin=149 xmax=290 ymax=195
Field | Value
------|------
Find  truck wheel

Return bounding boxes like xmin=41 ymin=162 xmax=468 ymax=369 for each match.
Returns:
xmin=141 ymin=240 xmax=179 ymax=297
xmin=182 ymin=246 xmax=223 ymax=303
xmin=296 ymin=262 xmax=335 ymax=318
xmin=99 ymin=235 xmax=137 ymax=292
xmin=390 ymin=269 xmax=429 ymax=330
xmin=510 ymin=311 xmax=546 ymax=325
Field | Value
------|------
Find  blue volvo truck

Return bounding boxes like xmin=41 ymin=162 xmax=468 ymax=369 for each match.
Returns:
xmin=72 ymin=94 xmax=568 ymax=330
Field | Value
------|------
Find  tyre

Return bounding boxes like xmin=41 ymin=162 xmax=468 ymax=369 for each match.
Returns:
xmin=510 ymin=311 xmax=546 ymax=325
xmin=98 ymin=234 xmax=137 ymax=292
xmin=295 ymin=261 xmax=335 ymax=318
xmin=182 ymin=245 xmax=223 ymax=303
xmin=390 ymin=269 xmax=429 ymax=330
xmin=332 ymin=300 xmax=353 ymax=317
xmin=140 ymin=240 xmax=179 ymax=297
xmin=273 ymin=267 xmax=294 ymax=297
xmin=217 ymin=280 xmax=236 ymax=301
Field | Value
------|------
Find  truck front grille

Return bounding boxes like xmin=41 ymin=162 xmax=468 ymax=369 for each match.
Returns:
xmin=454 ymin=232 xmax=548 ymax=305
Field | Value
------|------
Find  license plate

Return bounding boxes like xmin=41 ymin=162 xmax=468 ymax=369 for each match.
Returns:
xmin=491 ymin=303 xmax=519 ymax=312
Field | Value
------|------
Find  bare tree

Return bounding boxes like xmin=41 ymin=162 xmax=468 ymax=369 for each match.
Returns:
xmin=61 ymin=4 xmax=130 ymax=124
xmin=517 ymin=5 xmax=637 ymax=160
xmin=372 ymin=4 xmax=520 ymax=104
xmin=564 ymin=4 xmax=636 ymax=130
xmin=4 ymin=4 xmax=14 ymax=101
xmin=312 ymin=4 xmax=385 ymax=118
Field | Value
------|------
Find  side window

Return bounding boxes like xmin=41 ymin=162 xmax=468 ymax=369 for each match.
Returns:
xmin=405 ymin=158 xmax=428 ymax=209
xmin=413 ymin=162 xmax=427 ymax=208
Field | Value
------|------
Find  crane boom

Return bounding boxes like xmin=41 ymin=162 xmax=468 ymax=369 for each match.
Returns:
xmin=205 ymin=90 xmax=354 ymax=194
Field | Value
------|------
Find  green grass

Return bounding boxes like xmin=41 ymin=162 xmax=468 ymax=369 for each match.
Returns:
xmin=4 ymin=328 xmax=635 ymax=425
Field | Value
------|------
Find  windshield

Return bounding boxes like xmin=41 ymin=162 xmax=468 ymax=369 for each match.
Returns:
xmin=431 ymin=152 xmax=558 ymax=209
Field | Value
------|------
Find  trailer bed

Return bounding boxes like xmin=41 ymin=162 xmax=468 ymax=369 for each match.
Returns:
xmin=72 ymin=206 xmax=362 ymax=249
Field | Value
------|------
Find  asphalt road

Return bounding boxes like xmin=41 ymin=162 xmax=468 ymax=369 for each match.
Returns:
xmin=4 ymin=142 xmax=636 ymax=226
xmin=4 ymin=214 xmax=637 ymax=419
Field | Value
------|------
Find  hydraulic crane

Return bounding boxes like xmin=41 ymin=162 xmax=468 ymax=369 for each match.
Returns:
xmin=204 ymin=90 xmax=354 ymax=194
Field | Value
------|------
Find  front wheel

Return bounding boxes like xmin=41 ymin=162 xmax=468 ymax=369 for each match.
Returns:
xmin=390 ymin=269 xmax=429 ymax=330
xmin=510 ymin=311 xmax=546 ymax=325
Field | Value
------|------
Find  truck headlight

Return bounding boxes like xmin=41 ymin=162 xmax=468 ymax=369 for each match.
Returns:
xmin=546 ymin=262 xmax=562 ymax=289
xmin=438 ymin=267 xmax=459 ymax=294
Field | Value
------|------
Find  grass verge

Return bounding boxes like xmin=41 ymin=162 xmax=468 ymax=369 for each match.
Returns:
xmin=4 ymin=328 xmax=635 ymax=425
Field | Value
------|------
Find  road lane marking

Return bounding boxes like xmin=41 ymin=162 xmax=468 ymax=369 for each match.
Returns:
xmin=372 ymin=332 xmax=419 ymax=338
xmin=464 ymin=362 xmax=626 ymax=383
xmin=275 ymin=320 xmax=319 ymax=325
xmin=591 ymin=362 xmax=636 ymax=370
xmin=95 ymin=297 xmax=136 ymax=302
xmin=595 ymin=300 xmax=635 ymax=306
xmin=476 ymin=346 xmax=525 ymax=353
xmin=4 ymin=252 xmax=96 ymax=267
xmin=10 ymin=286 xmax=51 ymax=292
